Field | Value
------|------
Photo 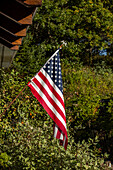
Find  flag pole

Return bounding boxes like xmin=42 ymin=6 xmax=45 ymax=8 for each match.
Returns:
xmin=0 ymin=85 xmax=28 ymax=118
xmin=59 ymin=40 xmax=67 ymax=49
xmin=1 ymin=41 xmax=67 ymax=118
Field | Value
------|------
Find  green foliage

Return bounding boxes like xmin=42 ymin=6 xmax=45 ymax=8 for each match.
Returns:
xmin=1 ymin=62 xmax=113 ymax=169
xmin=62 ymin=61 xmax=113 ymax=161
xmin=0 ymin=114 xmax=108 ymax=169
xmin=0 ymin=152 xmax=11 ymax=168
xmin=14 ymin=0 xmax=113 ymax=70
xmin=1 ymin=0 xmax=113 ymax=168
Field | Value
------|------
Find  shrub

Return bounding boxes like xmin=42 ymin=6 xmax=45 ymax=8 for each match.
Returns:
xmin=1 ymin=61 xmax=113 ymax=168
xmin=0 ymin=117 xmax=108 ymax=169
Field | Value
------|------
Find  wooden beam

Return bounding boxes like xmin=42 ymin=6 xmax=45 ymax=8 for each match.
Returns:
xmin=12 ymin=38 xmax=22 ymax=45
xmin=0 ymin=28 xmax=22 ymax=45
xmin=0 ymin=37 xmax=19 ymax=50
xmin=15 ymin=28 xmax=27 ymax=37
xmin=0 ymin=11 xmax=32 ymax=25
xmin=11 ymin=46 xmax=19 ymax=51
xmin=19 ymin=14 xmax=32 ymax=24
xmin=1 ymin=0 xmax=35 ymax=24
xmin=0 ymin=13 xmax=27 ymax=36
xmin=16 ymin=0 xmax=42 ymax=6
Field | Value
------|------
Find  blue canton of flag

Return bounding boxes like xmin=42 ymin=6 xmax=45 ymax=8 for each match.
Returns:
xmin=43 ymin=52 xmax=63 ymax=93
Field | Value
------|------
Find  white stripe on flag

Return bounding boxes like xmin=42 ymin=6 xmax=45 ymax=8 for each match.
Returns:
xmin=35 ymin=73 xmax=65 ymax=116
xmin=30 ymin=80 xmax=67 ymax=130
xmin=60 ymin=133 xmax=63 ymax=140
xmin=41 ymin=69 xmax=64 ymax=102
xmin=63 ymin=135 xmax=66 ymax=147
xmin=54 ymin=124 xmax=58 ymax=138
xmin=54 ymin=124 xmax=63 ymax=140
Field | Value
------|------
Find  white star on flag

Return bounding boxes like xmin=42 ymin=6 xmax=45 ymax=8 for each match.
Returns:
xmin=28 ymin=49 xmax=68 ymax=150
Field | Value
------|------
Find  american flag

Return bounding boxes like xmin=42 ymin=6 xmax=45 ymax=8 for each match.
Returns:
xmin=28 ymin=49 xmax=68 ymax=150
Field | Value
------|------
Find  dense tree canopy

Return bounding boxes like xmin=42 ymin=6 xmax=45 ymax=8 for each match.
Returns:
xmin=15 ymin=0 xmax=113 ymax=70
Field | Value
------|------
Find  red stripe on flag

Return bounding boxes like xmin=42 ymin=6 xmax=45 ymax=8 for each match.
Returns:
xmin=32 ymin=77 xmax=66 ymax=122
xmin=60 ymin=138 xmax=68 ymax=150
xmin=55 ymin=126 xmax=62 ymax=139
xmin=56 ymin=129 xmax=62 ymax=139
xmin=28 ymin=82 xmax=67 ymax=138
xmin=53 ymin=123 xmax=68 ymax=150
xmin=64 ymin=137 xmax=68 ymax=150
xmin=38 ymin=71 xmax=65 ymax=109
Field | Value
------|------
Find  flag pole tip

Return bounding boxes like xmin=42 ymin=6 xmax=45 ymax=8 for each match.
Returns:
xmin=60 ymin=40 xmax=67 ymax=49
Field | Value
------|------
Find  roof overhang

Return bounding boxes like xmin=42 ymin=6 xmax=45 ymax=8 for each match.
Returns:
xmin=0 ymin=0 xmax=42 ymax=68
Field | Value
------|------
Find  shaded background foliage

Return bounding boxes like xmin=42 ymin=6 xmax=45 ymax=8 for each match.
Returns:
xmin=14 ymin=0 xmax=113 ymax=70
xmin=1 ymin=0 xmax=113 ymax=169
